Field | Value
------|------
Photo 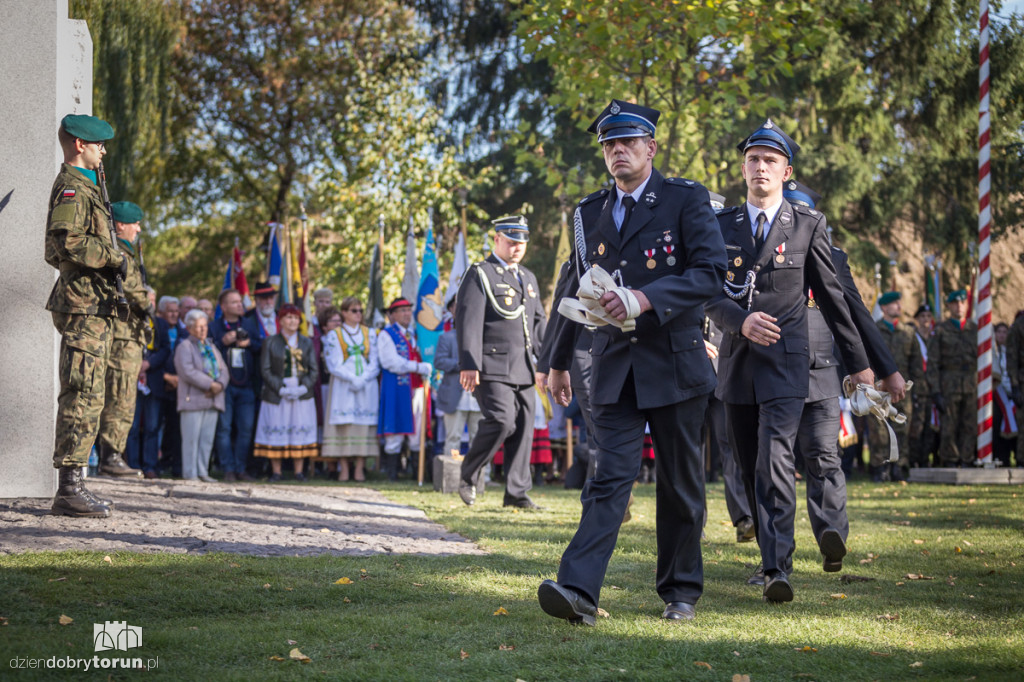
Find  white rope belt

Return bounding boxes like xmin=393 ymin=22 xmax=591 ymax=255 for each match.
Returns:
xmin=843 ymin=378 xmax=914 ymax=463
xmin=475 ymin=266 xmax=532 ymax=352
xmin=557 ymin=264 xmax=642 ymax=332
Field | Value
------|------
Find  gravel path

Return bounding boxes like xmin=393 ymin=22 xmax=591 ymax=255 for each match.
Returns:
xmin=0 ymin=478 xmax=484 ymax=557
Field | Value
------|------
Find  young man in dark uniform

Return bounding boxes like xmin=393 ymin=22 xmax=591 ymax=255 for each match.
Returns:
xmin=705 ymin=121 xmax=873 ymax=603
xmin=456 ymin=216 xmax=547 ymax=509
xmin=539 ymin=100 xmax=726 ymax=624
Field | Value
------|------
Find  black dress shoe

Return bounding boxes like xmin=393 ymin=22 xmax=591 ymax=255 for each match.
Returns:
xmin=503 ymin=493 xmax=541 ymax=510
xmin=458 ymin=482 xmax=476 ymax=506
xmin=736 ymin=516 xmax=756 ymax=543
xmin=746 ymin=564 xmax=765 ymax=586
xmin=662 ymin=601 xmax=695 ymax=621
xmin=763 ymin=573 xmax=794 ymax=603
xmin=819 ymin=528 xmax=847 ymax=572
xmin=537 ymin=579 xmax=596 ymax=626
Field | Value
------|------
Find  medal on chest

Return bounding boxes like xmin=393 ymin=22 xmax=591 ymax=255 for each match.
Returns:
xmin=663 ymin=244 xmax=676 ymax=266
xmin=775 ymin=242 xmax=786 ymax=264
xmin=644 ymin=248 xmax=656 ymax=269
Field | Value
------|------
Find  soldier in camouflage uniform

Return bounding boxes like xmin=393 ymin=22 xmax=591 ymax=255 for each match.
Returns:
xmin=1006 ymin=312 xmax=1024 ymax=465
xmin=908 ymin=304 xmax=936 ymax=467
xmin=46 ymin=114 xmax=129 ymax=517
xmin=867 ymin=291 xmax=925 ymax=481
xmin=96 ymin=201 xmax=155 ymax=478
xmin=926 ymin=290 xmax=978 ymax=467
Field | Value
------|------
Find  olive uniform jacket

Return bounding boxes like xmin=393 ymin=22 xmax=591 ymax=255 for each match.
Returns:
xmin=926 ymin=318 xmax=978 ymax=397
xmin=45 ymin=164 xmax=124 ymax=316
xmin=456 ymin=255 xmax=547 ymax=387
xmin=705 ymin=200 xmax=869 ymax=404
xmin=548 ymin=169 xmax=726 ymax=410
xmin=259 ymin=333 xmax=318 ymax=404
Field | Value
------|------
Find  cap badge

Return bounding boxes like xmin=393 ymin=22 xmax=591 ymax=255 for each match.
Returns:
xmin=598 ymin=242 xmax=606 ymax=256
xmin=765 ymin=120 xmax=774 ymax=129
xmin=733 ymin=256 xmax=743 ymax=267
xmin=727 ymin=271 xmax=735 ymax=282
xmin=610 ymin=103 xmax=621 ymax=115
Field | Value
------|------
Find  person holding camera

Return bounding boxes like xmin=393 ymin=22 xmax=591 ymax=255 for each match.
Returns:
xmin=211 ymin=288 xmax=262 ymax=481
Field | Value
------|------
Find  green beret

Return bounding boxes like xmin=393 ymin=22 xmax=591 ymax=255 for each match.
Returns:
xmin=946 ymin=289 xmax=968 ymax=303
xmin=61 ymin=114 xmax=114 ymax=142
xmin=111 ymin=201 xmax=144 ymax=223
xmin=878 ymin=291 xmax=901 ymax=305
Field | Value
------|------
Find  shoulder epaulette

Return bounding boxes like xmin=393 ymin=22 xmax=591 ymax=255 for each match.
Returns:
xmin=717 ymin=205 xmax=741 ymax=217
xmin=579 ymin=188 xmax=609 ymax=207
xmin=791 ymin=203 xmax=822 ymax=219
xmin=664 ymin=177 xmax=700 ymax=188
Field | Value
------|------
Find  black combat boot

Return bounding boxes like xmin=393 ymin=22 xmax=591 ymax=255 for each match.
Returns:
xmin=98 ymin=443 xmax=142 ymax=478
xmin=52 ymin=467 xmax=112 ymax=518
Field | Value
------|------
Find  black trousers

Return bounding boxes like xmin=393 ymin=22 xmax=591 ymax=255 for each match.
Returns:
xmin=557 ymin=372 xmax=709 ymax=607
xmin=460 ymin=380 xmax=535 ymax=499
xmin=569 ymin=347 xmax=598 ymax=482
xmin=725 ymin=398 xmax=803 ymax=577
xmin=797 ymin=398 xmax=849 ymax=545
xmin=707 ymin=396 xmax=751 ymax=524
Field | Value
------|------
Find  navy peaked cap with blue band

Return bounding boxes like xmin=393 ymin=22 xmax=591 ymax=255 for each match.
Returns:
xmin=737 ymin=118 xmax=799 ymax=160
xmin=492 ymin=214 xmax=530 ymax=243
xmin=61 ymin=114 xmax=115 ymax=142
xmin=587 ymin=99 xmax=660 ymax=143
xmin=782 ymin=179 xmax=821 ymax=208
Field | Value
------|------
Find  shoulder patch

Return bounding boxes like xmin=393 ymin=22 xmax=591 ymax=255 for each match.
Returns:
xmin=665 ymin=177 xmax=699 ymax=188
xmin=62 ymin=189 xmax=76 ymax=199
xmin=51 ymin=202 xmax=77 ymax=225
xmin=579 ymin=188 xmax=609 ymax=206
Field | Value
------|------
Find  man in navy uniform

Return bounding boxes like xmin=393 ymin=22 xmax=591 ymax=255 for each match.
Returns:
xmin=705 ymin=122 xmax=873 ymax=603
xmin=539 ymin=100 xmax=726 ymax=624
xmin=456 ymin=216 xmax=548 ymax=509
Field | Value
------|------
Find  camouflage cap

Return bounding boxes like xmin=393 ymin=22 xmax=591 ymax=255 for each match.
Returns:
xmin=61 ymin=114 xmax=114 ymax=142
xmin=111 ymin=201 xmax=144 ymax=224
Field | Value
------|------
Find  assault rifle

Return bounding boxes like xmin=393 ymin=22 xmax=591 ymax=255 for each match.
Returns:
xmin=96 ymin=162 xmax=130 ymax=320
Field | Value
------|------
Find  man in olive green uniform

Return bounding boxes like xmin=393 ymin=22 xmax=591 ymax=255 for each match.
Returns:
xmin=926 ymin=290 xmax=978 ymax=467
xmin=908 ymin=304 xmax=937 ymax=467
xmin=867 ymin=291 xmax=925 ymax=480
xmin=46 ymin=114 xmax=129 ymax=517
xmin=1006 ymin=312 xmax=1024 ymax=464
xmin=96 ymin=201 xmax=154 ymax=478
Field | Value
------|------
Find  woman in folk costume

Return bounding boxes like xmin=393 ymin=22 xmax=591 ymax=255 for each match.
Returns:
xmin=322 ymin=297 xmax=380 ymax=481
xmin=254 ymin=304 xmax=319 ymax=481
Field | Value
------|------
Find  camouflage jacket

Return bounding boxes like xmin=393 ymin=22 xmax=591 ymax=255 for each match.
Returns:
xmin=112 ymin=238 xmax=154 ymax=345
xmin=1006 ymin=315 xmax=1024 ymax=391
xmin=926 ymin=318 xmax=978 ymax=396
xmin=875 ymin=318 xmax=926 ymax=392
xmin=45 ymin=164 xmax=124 ymax=315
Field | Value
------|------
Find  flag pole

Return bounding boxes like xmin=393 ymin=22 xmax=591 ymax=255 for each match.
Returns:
xmin=977 ymin=0 xmax=994 ymax=466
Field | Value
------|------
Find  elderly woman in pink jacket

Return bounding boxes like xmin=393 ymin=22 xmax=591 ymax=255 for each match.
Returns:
xmin=174 ymin=309 xmax=228 ymax=482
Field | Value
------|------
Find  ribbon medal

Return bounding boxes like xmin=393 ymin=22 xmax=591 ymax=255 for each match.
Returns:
xmin=644 ymin=248 xmax=657 ymax=269
xmin=527 ymin=283 xmax=537 ymax=298
xmin=663 ymin=244 xmax=676 ymax=266
xmin=775 ymin=242 xmax=786 ymax=264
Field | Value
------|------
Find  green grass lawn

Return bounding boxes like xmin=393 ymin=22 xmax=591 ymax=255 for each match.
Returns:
xmin=2 ymin=478 xmax=1022 ymax=681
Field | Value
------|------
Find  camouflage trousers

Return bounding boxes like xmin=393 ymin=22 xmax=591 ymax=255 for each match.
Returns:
xmin=908 ymin=393 xmax=933 ymax=467
xmin=939 ymin=391 xmax=978 ymax=466
xmin=867 ymin=400 xmax=911 ymax=468
xmin=98 ymin=331 xmax=144 ymax=453
xmin=52 ymin=313 xmax=114 ymax=467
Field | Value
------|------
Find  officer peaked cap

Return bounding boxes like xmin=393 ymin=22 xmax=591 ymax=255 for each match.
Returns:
xmin=782 ymin=179 xmax=821 ymax=208
xmin=492 ymin=214 xmax=530 ymax=243
xmin=61 ymin=114 xmax=114 ymax=142
xmin=708 ymin=192 xmax=726 ymax=214
xmin=878 ymin=291 xmax=901 ymax=306
xmin=111 ymin=201 xmax=144 ymax=224
xmin=738 ymin=118 xmax=799 ymax=160
xmin=587 ymin=99 xmax=660 ymax=143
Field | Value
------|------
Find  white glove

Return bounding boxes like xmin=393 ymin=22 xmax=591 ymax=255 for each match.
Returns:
xmin=557 ymin=264 xmax=642 ymax=332
xmin=417 ymin=362 xmax=433 ymax=377
xmin=278 ymin=385 xmax=292 ymax=399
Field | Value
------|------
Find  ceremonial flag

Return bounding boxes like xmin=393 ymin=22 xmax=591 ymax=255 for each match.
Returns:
xmin=444 ymin=232 xmax=469 ymax=306
xmin=401 ymin=219 xmax=419 ymax=303
xmin=279 ymin=223 xmax=292 ymax=305
xmin=267 ymin=222 xmax=283 ymax=287
xmin=368 ymin=217 xmax=386 ymax=328
xmin=549 ymin=210 xmax=571 ymax=309
xmin=216 ymin=244 xmax=252 ymax=319
xmin=966 ymin=264 xmax=978 ymax=322
xmin=415 ymin=227 xmax=443 ymax=364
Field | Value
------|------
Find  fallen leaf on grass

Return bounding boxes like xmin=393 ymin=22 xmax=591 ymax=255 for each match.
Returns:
xmin=904 ymin=573 xmax=934 ymax=580
xmin=334 ymin=577 xmax=353 ymax=585
xmin=0 ymin=616 xmax=8 ymax=626
xmin=596 ymin=608 xmax=610 ymax=618
xmin=289 ymin=647 xmax=310 ymax=663
xmin=830 ymin=593 xmax=847 ymax=599
xmin=268 ymin=656 xmax=285 ymax=662
xmin=840 ymin=574 xmax=875 ymax=583
xmin=913 ymin=539 xmax=925 ymax=544
xmin=876 ymin=613 xmax=900 ymax=621
xmin=493 ymin=607 xmax=508 ymax=616
xmin=48 ymin=577 xmax=67 ymax=582
xmin=955 ymin=546 xmax=963 ymax=554
xmin=263 ymin=583 xmax=271 ymax=589
xmin=794 ymin=646 xmax=818 ymax=653
xmin=499 ymin=644 xmax=515 ymax=651
xmin=732 ymin=676 xmax=751 ymax=682
xmin=342 ymin=598 xmax=351 ymax=603
xmin=287 ymin=639 xmax=297 ymax=645
xmin=910 ymin=661 xmax=923 ymax=668
xmin=459 ymin=649 xmax=469 ymax=660
xmin=412 ymin=583 xmax=424 ymax=587
xmin=229 ymin=562 xmax=240 ymax=567
xmin=103 ymin=556 xmax=112 ymax=564
xmin=369 ymin=643 xmax=382 ymax=650
xmin=59 ymin=614 xmax=73 ymax=625
xmin=694 ymin=661 xmax=712 ymax=670
xmin=946 ymin=576 xmax=956 ymax=586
